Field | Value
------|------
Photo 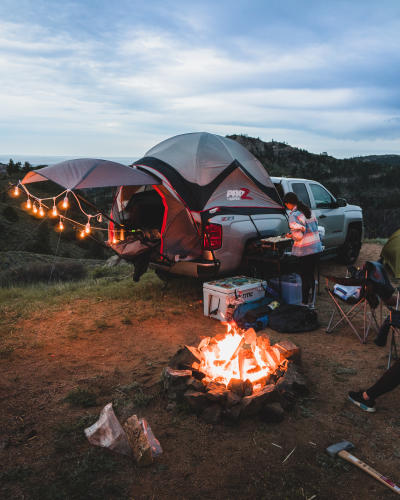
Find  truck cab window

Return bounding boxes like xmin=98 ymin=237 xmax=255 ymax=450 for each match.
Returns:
xmin=291 ymin=182 xmax=311 ymax=206
xmin=310 ymin=184 xmax=334 ymax=208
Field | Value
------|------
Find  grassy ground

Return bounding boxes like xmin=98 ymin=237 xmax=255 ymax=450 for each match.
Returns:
xmin=1 ymin=243 xmax=400 ymax=499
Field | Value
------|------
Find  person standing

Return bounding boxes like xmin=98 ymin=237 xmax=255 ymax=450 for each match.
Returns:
xmin=283 ymin=192 xmax=323 ymax=306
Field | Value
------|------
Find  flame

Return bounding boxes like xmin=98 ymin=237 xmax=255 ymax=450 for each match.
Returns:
xmin=196 ymin=323 xmax=285 ymax=388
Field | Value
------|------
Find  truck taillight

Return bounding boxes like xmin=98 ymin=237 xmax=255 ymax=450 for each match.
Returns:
xmin=203 ymin=223 xmax=222 ymax=250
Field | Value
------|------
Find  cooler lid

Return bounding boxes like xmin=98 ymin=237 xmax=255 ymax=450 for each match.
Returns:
xmin=203 ymin=275 xmax=266 ymax=294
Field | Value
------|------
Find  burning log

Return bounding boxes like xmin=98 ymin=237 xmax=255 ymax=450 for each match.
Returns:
xmin=168 ymin=345 xmax=202 ymax=370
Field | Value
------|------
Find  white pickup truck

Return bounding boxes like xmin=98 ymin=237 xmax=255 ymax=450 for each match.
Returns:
xmin=152 ymin=177 xmax=363 ymax=279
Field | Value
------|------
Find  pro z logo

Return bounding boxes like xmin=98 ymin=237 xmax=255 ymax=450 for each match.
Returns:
xmin=226 ymin=188 xmax=253 ymax=201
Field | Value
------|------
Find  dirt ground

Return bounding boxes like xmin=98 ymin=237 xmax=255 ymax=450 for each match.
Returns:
xmin=1 ymin=243 xmax=400 ymax=499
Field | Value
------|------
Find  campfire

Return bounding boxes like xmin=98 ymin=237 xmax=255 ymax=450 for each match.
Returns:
xmin=194 ymin=324 xmax=287 ymax=392
xmin=163 ymin=324 xmax=308 ymax=424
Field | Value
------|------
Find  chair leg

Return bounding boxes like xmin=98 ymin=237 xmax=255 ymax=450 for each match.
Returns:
xmin=325 ymin=291 xmax=364 ymax=343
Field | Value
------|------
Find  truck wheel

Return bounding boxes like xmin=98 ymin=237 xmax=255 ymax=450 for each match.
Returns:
xmin=337 ymin=227 xmax=361 ymax=264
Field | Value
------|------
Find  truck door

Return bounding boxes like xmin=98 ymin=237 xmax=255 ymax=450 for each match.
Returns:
xmin=308 ymin=183 xmax=344 ymax=247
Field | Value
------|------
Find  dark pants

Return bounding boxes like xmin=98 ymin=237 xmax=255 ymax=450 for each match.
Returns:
xmin=298 ymin=253 xmax=319 ymax=303
xmin=366 ymin=359 xmax=400 ymax=400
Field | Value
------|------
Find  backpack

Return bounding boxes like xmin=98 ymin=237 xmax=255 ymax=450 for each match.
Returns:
xmin=268 ymin=304 xmax=319 ymax=333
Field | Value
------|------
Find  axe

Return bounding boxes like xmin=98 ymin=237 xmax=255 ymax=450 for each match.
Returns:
xmin=326 ymin=441 xmax=400 ymax=495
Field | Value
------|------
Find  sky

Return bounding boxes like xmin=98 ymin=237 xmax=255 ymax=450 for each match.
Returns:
xmin=0 ymin=0 xmax=399 ymax=159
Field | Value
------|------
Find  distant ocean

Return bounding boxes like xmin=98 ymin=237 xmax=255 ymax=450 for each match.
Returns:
xmin=0 ymin=155 xmax=137 ymax=167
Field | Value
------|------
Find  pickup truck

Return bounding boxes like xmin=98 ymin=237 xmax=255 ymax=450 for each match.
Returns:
xmin=152 ymin=177 xmax=363 ymax=279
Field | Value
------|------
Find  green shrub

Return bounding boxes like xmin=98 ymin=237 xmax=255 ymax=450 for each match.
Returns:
xmin=0 ymin=261 xmax=87 ymax=287
xmin=63 ymin=387 xmax=97 ymax=408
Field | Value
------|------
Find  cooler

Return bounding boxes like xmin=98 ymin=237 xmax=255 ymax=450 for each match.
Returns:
xmin=270 ymin=274 xmax=302 ymax=305
xmin=203 ymin=276 xmax=267 ymax=321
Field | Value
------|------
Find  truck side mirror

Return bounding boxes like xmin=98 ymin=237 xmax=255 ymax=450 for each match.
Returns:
xmin=336 ymin=198 xmax=347 ymax=207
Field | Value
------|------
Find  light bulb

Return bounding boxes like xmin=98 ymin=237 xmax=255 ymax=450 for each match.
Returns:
xmin=32 ymin=204 xmax=38 ymax=214
xmin=26 ymin=198 xmax=32 ymax=209
xmin=52 ymin=205 xmax=58 ymax=217
xmin=13 ymin=186 xmax=20 ymax=197
xmin=58 ymin=220 xmax=64 ymax=231
xmin=85 ymin=222 xmax=91 ymax=234
xmin=112 ymin=236 xmax=117 ymax=244
xmin=80 ymin=229 xmax=86 ymax=238
xmin=38 ymin=205 xmax=45 ymax=217
xmin=97 ymin=214 xmax=103 ymax=222
xmin=62 ymin=195 xmax=69 ymax=209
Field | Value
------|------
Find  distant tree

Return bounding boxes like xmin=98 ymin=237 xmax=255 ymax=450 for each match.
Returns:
xmin=22 ymin=161 xmax=33 ymax=173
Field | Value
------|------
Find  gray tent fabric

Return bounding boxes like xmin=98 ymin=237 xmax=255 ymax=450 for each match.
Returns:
xmin=144 ymin=132 xmax=274 ymax=187
xmin=21 ymin=159 xmax=160 ymax=190
xmin=134 ymin=132 xmax=282 ymax=211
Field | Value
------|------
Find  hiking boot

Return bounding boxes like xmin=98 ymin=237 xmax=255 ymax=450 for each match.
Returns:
xmin=348 ymin=391 xmax=376 ymax=412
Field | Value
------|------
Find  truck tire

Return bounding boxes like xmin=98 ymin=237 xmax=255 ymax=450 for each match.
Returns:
xmin=337 ymin=227 xmax=361 ymax=264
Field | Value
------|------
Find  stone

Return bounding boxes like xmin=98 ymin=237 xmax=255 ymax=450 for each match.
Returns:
xmin=243 ymin=379 xmax=253 ymax=397
xmin=166 ymin=402 xmax=176 ymax=412
xmin=206 ymin=380 xmax=226 ymax=392
xmin=168 ymin=347 xmax=200 ymax=370
xmin=201 ymin=404 xmax=222 ymax=424
xmin=259 ymin=402 xmax=285 ymax=423
xmin=274 ymin=341 xmax=301 ymax=364
xmin=227 ymin=378 xmax=245 ymax=397
xmin=223 ymin=404 xmax=242 ymax=422
xmin=123 ymin=415 xmax=153 ymax=466
xmin=184 ymin=390 xmax=210 ymax=414
xmin=276 ymin=362 xmax=308 ymax=395
xmin=206 ymin=386 xmax=227 ymax=403
xmin=225 ymin=390 xmax=242 ymax=408
xmin=240 ymin=384 xmax=279 ymax=417
xmin=186 ymin=376 xmax=205 ymax=392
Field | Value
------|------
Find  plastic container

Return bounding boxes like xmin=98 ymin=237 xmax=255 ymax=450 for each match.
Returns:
xmin=270 ymin=274 xmax=302 ymax=305
xmin=203 ymin=276 xmax=267 ymax=321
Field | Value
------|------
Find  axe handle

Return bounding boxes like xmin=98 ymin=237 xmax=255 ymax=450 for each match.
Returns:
xmin=339 ymin=450 xmax=400 ymax=495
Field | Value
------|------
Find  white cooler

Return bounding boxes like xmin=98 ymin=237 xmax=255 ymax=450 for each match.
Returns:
xmin=203 ymin=276 xmax=267 ymax=321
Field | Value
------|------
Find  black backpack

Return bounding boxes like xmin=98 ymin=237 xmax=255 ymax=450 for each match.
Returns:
xmin=268 ymin=304 xmax=319 ymax=333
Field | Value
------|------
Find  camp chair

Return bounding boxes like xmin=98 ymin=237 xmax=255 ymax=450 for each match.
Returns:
xmin=325 ymin=266 xmax=383 ymax=344
xmin=387 ymin=288 xmax=400 ymax=368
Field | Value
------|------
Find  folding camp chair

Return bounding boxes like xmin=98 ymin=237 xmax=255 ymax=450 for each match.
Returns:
xmin=325 ymin=277 xmax=381 ymax=343
xmin=387 ymin=288 xmax=400 ymax=369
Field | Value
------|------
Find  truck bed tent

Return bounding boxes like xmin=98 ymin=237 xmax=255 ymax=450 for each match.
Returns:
xmin=381 ymin=229 xmax=400 ymax=278
xmin=110 ymin=132 xmax=284 ymax=263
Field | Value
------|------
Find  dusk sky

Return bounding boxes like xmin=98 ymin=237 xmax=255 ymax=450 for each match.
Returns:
xmin=1 ymin=0 xmax=399 ymax=159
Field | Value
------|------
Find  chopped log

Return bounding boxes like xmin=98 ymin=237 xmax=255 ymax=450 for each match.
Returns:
xmin=162 ymin=367 xmax=193 ymax=401
xmin=184 ymin=390 xmax=210 ymax=414
xmin=240 ymin=384 xmax=279 ymax=417
xmin=123 ymin=415 xmax=153 ymax=467
xmin=274 ymin=341 xmax=301 ymax=364
xmin=243 ymin=379 xmax=253 ymax=397
xmin=206 ymin=380 xmax=226 ymax=392
xmin=201 ymin=404 xmax=222 ymax=424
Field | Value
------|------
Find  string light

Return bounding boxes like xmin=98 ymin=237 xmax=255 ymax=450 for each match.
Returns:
xmin=97 ymin=214 xmax=103 ymax=222
xmin=26 ymin=198 xmax=32 ymax=210
xmin=62 ymin=194 xmax=69 ymax=209
xmin=79 ymin=229 xmax=86 ymax=239
xmin=58 ymin=219 xmax=64 ymax=231
xmin=32 ymin=203 xmax=38 ymax=214
xmin=85 ymin=221 xmax=91 ymax=234
xmin=51 ymin=199 xmax=58 ymax=217
xmin=38 ymin=204 xmax=45 ymax=217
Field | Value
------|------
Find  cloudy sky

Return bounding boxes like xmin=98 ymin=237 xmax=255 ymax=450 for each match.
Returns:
xmin=0 ymin=0 xmax=399 ymax=159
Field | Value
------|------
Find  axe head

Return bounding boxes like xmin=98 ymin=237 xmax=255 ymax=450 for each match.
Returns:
xmin=326 ymin=440 xmax=354 ymax=457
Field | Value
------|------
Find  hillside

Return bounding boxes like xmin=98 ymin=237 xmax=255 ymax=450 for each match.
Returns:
xmin=228 ymin=135 xmax=400 ymax=238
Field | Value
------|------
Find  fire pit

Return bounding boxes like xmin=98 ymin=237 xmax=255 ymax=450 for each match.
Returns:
xmin=162 ymin=324 xmax=308 ymax=424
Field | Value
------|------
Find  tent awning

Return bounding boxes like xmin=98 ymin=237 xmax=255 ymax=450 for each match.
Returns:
xmin=21 ymin=158 xmax=160 ymax=190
